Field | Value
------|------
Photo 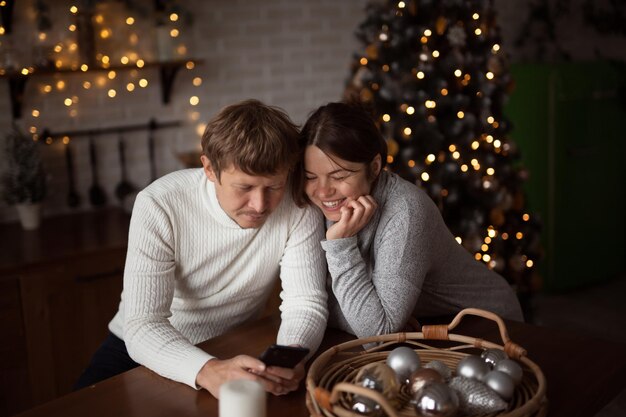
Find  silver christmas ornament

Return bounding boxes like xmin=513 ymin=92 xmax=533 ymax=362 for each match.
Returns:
xmin=494 ymin=359 xmax=524 ymax=385
xmin=412 ymin=381 xmax=459 ymax=417
xmin=351 ymin=395 xmax=382 ymax=416
xmin=386 ymin=346 xmax=421 ymax=383
xmin=483 ymin=370 xmax=515 ymax=400
xmin=424 ymin=360 xmax=452 ymax=382
xmin=481 ymin=348 xmax=508 ymax=368
xmin=355 ymin=362 xmax=399 ymax=399
xmin=456 ymin=355 xmax=489 ymax=381
xmin=449 ymin=376 xmax=508 ymax=415
xmin=408 ymin=368 xmax=444 ymax=395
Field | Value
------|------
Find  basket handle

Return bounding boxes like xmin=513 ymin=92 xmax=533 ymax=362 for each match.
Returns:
xmin=422 ymin=308 xmax=527 ymax=359
xmin=329 ymin=382 xmax=401 ymax=417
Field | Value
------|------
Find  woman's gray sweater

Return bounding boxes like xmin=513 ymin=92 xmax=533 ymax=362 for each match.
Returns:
xmin=321 ymin=170 xmax=523 ymax=338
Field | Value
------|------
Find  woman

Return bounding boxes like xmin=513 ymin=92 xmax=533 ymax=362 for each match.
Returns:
xmin=297 ymin=102 xmax=523 ymax=338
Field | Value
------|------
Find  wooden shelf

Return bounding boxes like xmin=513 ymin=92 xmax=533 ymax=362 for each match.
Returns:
xmin=0 ymin=59 xmax=203 ymax=119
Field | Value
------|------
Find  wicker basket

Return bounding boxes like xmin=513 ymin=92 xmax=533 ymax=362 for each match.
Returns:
xmin=306 ymin=308 xmax=547 ymax=417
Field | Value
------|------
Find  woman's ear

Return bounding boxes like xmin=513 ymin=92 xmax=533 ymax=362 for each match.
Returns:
xmin=369 ymin=154 xmax=382 ymax=179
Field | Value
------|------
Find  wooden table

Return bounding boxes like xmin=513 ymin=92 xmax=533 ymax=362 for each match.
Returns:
xmin=15 ymin=314 xmax=626 ymax=417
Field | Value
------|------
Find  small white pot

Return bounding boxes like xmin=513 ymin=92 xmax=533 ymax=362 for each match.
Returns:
xmin=16 ymin=203 xmax=42 ymax=231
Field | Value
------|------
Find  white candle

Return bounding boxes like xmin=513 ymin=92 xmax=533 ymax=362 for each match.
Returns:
xmin=219 ymin=380 xmax=266 ymax=417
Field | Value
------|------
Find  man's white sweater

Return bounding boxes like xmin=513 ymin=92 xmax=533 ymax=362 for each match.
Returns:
xmin=108 ymin=169 xmax=328 ymax=388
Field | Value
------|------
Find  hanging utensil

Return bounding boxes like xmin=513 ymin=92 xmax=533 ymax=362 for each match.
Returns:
xmin=88 ymin=135 xmax=107 ymax=207
xmin=64 ymin=139 xmax=81 ymax=208
xmin=148 ymin=119 xmax=157 ymax=183
xmin=114 ymin=133 xmax=136 ymax=203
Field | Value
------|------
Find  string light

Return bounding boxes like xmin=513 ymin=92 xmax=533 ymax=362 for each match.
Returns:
xmin=32 ymin=110 xmax=40 ymax=117
xmin=56 ymin=80 xmax=66 ymax=90
xmin=425 ymin=100 xmax=436 ymax=108
xmin=83 ymin=81 xmax=91 ymax=89
xmin=189 ymin=96 xmax=199 ymax=106
xmin=382 ymin=114 xmax=391 ymax=122
xmin=421 ymin=172 xmax=430 ymax=181
xmin=473 ymin=13 xmax=480 ymax=20
xmin=64 ymin=98 xmax=73 ymax=106
xmin=62 ymin=136 xmax=70 ymax=145
xmin=170 ymin=28 xmax=180 ymax=37
xmin=185 ymin=61 xmax=195 ymax=70
xmin=360 ymin=57 xmax=368 ymax=65
xmin=455 ymin=237 xmax=462 ymax=244
xmin=193 ymin=77 xmax=202 ymax=86
xmin=426 ymin=154 xmax=436 ymax=163
xmin=408 ymin=159 xmax=416 ymax=168
xmin=136 ymin=59 xmax=145 ymax=68
xmin=398 ymin=1 xmax=406 ymax=8
xmin=406 ymin=106 xmax=415 ymax=114
xmin=432 ymin=50 xmax=440 ymax=58
xmin=80 ymin=64 xmax=88 ymax=71
xmin=403 ymin=127 xmax=412 ymax=135
xmin=108 ymin=70 xmax=116 ymax=80
xmin=474 ymin=28 xmax=482 ymax=36
xmin=523 ymin=213 xmax=530 ymax=221
xmin=486 ymin=167 xmax=495 ymax=175
xmin=416 ymin=71 xmax=425 ymax=79
xmin=492 ymin=44 xmax=500 ymax=53
xmin=526 ymin=260 xmax=534 ymax=268
xmin=486 ymin=71 xmax=494 ymax=80
xmin=170 ymin=13 xmax=179 ymax=22
xmin=120 ymin=56 xmax=129 ymax=64
xmin=107 ymin=89 xmax=117 ymax=98
xmin=126 ymin=83 xmax=135 ymax=92
xmin=70 ymin=5 xmax=78 ymax=14
xmin=139 ymin=78 xmax=148 ymax=87
xmin=126 ymin=17 xmax=135 ymax=25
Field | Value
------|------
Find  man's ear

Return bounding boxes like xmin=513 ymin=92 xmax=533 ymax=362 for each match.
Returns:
xmin=370 ymin=154 xmax=382 ymax=178
xmin=201 ymin=155 xmax=218 ymax=183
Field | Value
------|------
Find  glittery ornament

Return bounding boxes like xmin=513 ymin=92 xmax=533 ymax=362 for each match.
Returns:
xmin=481 ymin=348 xmax=508 ymax=369
xmin=351 ymin=395 xmax=382 ymax=416
xmin=456 ymin=355 xmax=489 ymax=381
xmin=483 ymin=370 xmax=515 ymax=400
xmin=355 ymin=362 xmax=399 ymax=399
xmin=412 ymin=381 xmax=459 ymax=417
xmin=408 ymin=368 xmax=444 ymax=395
xmin=495 ymin=359 xmax=524 ymax=385
xmin=386 ymin=347 xmax=421 ymax=384
xmin=447 ymin=26 xmax=466 ymax=47
xmin=449 ymin=376 xmax=508 ymax=415
xmin=424 ymin=360 xmax=452 ymax=382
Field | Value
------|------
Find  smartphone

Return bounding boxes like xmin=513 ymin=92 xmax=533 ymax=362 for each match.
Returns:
xmin=258 ymin=344 xmax=310 ymax=368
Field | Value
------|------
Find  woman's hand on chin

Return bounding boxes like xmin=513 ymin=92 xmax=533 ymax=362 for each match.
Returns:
xmin=326 ymin=195 xmax=377 ymax=240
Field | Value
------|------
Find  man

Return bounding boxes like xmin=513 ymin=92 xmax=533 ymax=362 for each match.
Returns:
xmin=75 ymin=100 xmax=328 ymax=398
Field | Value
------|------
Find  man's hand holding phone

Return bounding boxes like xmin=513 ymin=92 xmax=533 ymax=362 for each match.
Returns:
xmin=255 ymin=344 xmax=310 ymax=394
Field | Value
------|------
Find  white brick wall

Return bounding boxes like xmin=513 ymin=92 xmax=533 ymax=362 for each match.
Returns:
xmin=2 ymin=0 xmax=624 ymax=224
xmin=0 ymin=0 xmax=369 ymax=223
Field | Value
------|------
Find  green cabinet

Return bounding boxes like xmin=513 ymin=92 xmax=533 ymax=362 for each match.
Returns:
xmin=505 ymin=62 xmax=626 ymax=292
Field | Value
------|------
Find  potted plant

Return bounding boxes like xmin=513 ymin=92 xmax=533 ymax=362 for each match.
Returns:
xmin=1 ymin=126 xmax=47 ymax=230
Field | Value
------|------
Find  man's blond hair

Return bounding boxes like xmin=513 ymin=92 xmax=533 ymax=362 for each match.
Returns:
xmin=201 ymin=99 xmax=300 ymax=180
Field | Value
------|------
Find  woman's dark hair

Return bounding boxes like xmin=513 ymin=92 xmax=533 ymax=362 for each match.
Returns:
xmin=294 ymin=101 xmax=388 ymax=206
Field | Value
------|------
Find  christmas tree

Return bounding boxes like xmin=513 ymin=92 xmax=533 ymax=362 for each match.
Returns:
xmin=344 ymin=0 xmax=542 ymax=303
